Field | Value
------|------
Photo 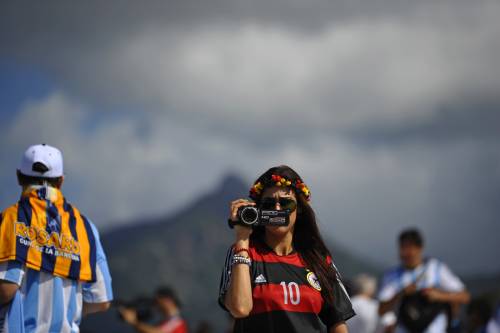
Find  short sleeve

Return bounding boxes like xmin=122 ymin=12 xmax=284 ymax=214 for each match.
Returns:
xmin=378 ymin=268 xmax=401 ymax=302
xmin=319 ymin=261 xmax=356 ymax=328
xmin=218 ymin=246 xmax=235 ymax=311
xmin=82 ymin=221 xmax=113 ymax=303
xmin=0 ymin=261 xmax=25 ymax=286
xmin=437 ymin=262 xmax=464 ymax=292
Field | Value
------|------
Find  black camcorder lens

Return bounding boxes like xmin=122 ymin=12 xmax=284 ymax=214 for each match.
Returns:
xmin=239 ymin=206 xmax=258 ymax=225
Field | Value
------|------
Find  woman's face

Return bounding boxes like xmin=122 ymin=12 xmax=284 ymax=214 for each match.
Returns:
xmin=259 ymin=185 xmax=298 ymax=237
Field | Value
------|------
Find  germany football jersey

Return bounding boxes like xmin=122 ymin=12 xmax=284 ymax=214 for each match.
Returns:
xmin=219 ymin=241 xmax=355 ymax=333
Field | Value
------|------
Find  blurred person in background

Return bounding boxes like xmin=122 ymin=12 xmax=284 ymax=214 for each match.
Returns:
xmin=0 ymin=144 xmax=113 ymax=332
xmin=378 ymin=228 xmax=470 ymax=333
xmin=119 ymin=286 xmax=188 ymax=333
xmin=487 ymin=303 xmax=500 ymax=333
xmin=218 ymin=165 xmax=355 ymax=333
xmin=465 ymin=298 xmax=493 ymax=333
xmin=377 ymin=312 xmax=397 ymax=333
xmin=193 ymin=320 xmax=213 ymax=333
xmin=348 ymin=274 xmax=379 ymax=333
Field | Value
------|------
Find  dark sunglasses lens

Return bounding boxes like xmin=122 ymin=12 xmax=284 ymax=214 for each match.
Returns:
xmin=279 ymin=198 xmax=297 ymax=211
xmin=260 ymin=198 xmax=297 ymax=211
xmin=260 ymin=198 xmax=276 ymax=210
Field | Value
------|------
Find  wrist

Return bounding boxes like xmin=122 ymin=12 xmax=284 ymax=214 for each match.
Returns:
xmin=233 ymin=242 xmax=250 ymax=257
xmin=232 ymin=254 xmax=252 ymax=267
xmin=234 ymin=238 xmax=250 ymax=249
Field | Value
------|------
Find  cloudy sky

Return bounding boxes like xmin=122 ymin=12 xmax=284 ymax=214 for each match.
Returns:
xmin=1 ymin=0 xmax=499 ymax=275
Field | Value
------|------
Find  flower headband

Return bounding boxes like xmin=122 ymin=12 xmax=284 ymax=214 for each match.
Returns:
xmin=249 ymin=174 xmax=311 ymax=201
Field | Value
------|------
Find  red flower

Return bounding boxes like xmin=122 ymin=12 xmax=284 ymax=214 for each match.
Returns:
xmin=271 ymin=174 xmax=282 ymax=182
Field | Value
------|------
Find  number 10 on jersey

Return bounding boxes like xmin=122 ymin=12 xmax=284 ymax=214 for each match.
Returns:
xmin=280 ymin=281 xmax=301 ymax=305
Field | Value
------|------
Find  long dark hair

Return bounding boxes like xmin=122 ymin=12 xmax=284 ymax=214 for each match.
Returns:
xmin=249 ymin=165 xmax=338 ymax=305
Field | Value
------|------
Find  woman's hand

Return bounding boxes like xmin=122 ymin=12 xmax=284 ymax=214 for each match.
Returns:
xmin=229 ymin=199 xmax=255 ymax=241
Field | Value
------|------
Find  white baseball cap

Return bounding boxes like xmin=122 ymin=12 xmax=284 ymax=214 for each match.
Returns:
xmin=19 ymin=144 xmax=64 ymax=178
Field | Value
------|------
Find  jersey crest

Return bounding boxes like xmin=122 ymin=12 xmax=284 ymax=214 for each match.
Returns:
xmin=307 ymin=271 xmax=322 ymax=291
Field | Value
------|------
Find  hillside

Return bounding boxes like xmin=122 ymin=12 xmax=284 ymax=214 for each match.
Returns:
xmin=80 ymin=173 xmax=500 ymax=332
xmin=79 ymin=174 xmax=386 ymax=332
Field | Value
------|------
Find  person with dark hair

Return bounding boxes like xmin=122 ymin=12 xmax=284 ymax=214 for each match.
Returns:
xmin=398 ymin=229 xmax=424 ymax=248
xmin=218 ymin=165 xmax=355 ymax=333
xmin=0 ymin=144 xmax=113 ymax=332
xmin=378 ymin=228 xmax=470 ymax=333
xmin=119 ymin=286 xmax=188 ymax=333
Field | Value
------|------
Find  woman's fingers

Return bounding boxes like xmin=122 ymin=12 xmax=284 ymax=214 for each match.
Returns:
xmin=230 ymin=199 xmax=255 ymax=221
xmin=230 ymin=198 xmax=251 ymax=206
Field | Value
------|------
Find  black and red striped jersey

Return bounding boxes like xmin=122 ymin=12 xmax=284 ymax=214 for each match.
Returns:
xmin=219 ymin=241 xmax=355 ymax=333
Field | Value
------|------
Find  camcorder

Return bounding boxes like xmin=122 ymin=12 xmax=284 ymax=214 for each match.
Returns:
xmin=228 ymin=206 xmax=291 ymax=228
xmin=114 ymin=298 xmax=157 ymax=323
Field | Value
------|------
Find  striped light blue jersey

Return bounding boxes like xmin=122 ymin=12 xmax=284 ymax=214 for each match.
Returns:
xmin=0 ymin=221 xmax=113 ymax=333
xmin=378 ymin=258 xmax=465 ymax=333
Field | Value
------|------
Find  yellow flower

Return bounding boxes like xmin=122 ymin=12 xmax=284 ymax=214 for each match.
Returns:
xmin=286 ymin=180 xmax=292 ymax=186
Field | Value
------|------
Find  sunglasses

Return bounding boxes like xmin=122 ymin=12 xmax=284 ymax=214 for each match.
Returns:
xmin=260 ymin=197 xmax=297 ymax=212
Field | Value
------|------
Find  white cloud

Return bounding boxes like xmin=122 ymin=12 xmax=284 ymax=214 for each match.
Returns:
xmin=2 ymin=93 xmax=187 ymax=221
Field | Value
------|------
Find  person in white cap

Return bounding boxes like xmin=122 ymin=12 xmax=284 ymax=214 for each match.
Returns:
xmin=0 ymin=144 xmax=113 ymax=333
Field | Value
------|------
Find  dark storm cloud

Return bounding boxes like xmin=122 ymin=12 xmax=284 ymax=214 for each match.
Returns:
xmin=3 ymin=0 xmax=498 ymax=128
xmin=0 ymin=0 xmax=489 ymax=63
xmin=0 ymin=0 xmax=446 ymax=45
xmin=348 ymin=95 xmax=500 ymax=146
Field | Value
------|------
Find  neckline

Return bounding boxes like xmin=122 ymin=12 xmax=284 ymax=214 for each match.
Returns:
xmin=260 ymin=240 xmax=297 ymax=257
xmin=402 ymin=257 xmax=429 ymax=272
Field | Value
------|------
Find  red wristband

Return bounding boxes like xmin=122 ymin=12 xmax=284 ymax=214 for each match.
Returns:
xmin=233 ymin=246 xmax=250 ymax=257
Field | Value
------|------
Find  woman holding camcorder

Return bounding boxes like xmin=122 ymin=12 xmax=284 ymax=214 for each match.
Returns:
xmin=218 ymin=165 xmax=355 ymax=333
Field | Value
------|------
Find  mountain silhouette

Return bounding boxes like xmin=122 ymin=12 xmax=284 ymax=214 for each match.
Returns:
xmin=80 ymin=173 xmax=380 ymax=332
